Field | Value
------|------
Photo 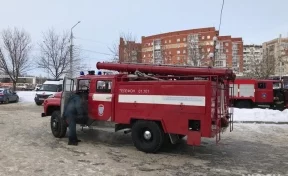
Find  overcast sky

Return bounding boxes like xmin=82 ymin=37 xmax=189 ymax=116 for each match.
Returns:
xmin=1 ymin=0 xmax=288 ymax=76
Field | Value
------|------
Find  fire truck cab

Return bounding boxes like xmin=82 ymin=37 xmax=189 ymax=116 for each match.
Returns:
xmin=42 ymin=62 xmax=235 ymax=153
xmin=230 ymin=79 xmax=287 ymax=110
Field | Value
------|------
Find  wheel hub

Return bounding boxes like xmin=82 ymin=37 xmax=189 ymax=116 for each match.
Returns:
xmin=143 ymin=130 xmax=152 ymax=140
xmin=52 ymin=120 xmax=58 ymax=129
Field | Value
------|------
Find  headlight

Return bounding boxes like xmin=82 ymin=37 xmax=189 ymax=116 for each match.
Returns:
xmin=48 ymin=95 xmax=54 ymax=98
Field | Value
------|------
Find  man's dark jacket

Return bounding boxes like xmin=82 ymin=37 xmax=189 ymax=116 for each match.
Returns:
xmin=63 ymin=94 xmax=87 ymax=120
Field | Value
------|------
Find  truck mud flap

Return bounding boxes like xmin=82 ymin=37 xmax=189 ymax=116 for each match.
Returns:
xmin=187 ymin=131 xmax=201 ymax=146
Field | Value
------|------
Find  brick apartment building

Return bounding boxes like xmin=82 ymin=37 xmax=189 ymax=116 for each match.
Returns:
xmin=119 ymin=27 xmax=243 ymax=74
xmin=119 ymin=37 xmax=142 ymax=63
xmin=262 ymin=34 xmax=288 ymax=76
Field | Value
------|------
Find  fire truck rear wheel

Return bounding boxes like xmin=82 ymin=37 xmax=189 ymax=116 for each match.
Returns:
xmin=131 ymin=120 xmax=165 ymax=153
xmin=51 ymin=110 xmax=67 ymax=138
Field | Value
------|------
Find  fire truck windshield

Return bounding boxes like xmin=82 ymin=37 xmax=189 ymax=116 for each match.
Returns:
xmin=39 ymin=84 xmax=62 ymax=92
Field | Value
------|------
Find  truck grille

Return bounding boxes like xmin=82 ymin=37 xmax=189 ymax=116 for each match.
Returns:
xmin=37 ymin=94 xmax=50 ymax=99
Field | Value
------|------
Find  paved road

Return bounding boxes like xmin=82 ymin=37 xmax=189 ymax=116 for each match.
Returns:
xmin=0 ymin=103 xmax=287 ymax=176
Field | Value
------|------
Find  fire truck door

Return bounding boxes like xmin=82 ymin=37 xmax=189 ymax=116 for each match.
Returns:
xmin=61 ymin=77 xmax=77 ymax=118
xmin=90 ymin=79 xmax=113 ymax=121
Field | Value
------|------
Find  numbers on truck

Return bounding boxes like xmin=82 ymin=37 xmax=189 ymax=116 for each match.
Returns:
xmin=138 ymin=89 xmax=149 ymax=94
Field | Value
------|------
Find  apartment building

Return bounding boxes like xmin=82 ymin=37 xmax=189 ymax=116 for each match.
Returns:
xmin=262 ymin=34 xmax=288 ymax=76
xmin=118 ymin=37 xmax=142 ymax=63
xmin=243 ymin=45 xmax=263 ymax=75
xmin=118 ymin=27 xmax=244 ymax=74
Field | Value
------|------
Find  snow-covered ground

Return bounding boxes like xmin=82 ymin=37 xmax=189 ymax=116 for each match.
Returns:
xmin=15 ymin=91 xmax=288 ymax=123
xmin=16 ymin=90 xmax=36 ymax=103
xmin=232 ymin=108 xmax=288 ymax=123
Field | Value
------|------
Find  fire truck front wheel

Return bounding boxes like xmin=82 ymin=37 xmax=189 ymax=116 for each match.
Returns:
xmin=50 ymin=111 xmax=67 ymax=138
xmin=131 ymin=120 xmax=165 ymax=153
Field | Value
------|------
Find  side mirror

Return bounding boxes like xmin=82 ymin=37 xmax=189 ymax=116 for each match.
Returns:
xmin=36 ymin=88 xmax=39 ymax=91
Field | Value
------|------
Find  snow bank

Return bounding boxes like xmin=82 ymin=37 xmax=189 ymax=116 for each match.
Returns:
xmin=16 ymin=91 xmax=35 ymax=103
xmin=232 ymin=108 xmax=288 ymax=123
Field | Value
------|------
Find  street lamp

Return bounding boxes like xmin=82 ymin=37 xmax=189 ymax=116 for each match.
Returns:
xmin=69 ymin=21 xmax=81 ymax=78
xmin=212 ymin=36 xmax=218 ymax=67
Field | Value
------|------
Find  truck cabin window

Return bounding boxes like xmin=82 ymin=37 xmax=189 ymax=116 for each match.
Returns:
xmin=78 ymin=79 xmax=90 ymax=92
xmin=258 ymin=83 xmax=266 ymax=89
xmin=273 ymin=82 xmax=281 ymax=89
xmin=96 ymin=80 xmax=112 ymax=93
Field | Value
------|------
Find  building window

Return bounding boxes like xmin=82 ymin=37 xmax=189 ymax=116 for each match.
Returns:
xmin=207 ymin=35 xmax=210 ymax=39
xmin=148 ymin=43 xmax=150 ymax=46
xmin=165 ymin=40 xmax=167 ymax=44
xmin=151 ymin=42 xmax=153 ymax=46
xmin=183 ymin=38 xmax=186 ymax=42
xmin=177 ymin=38 xmax=180 ymax=42
xmin=177 ymin=50 xmax=180 ymax=54
xmin=202 ymin=36 xmax=205 ymax=40
xmin=207 ymin=48 xmax=210 ymax=52
xmin=144 ymin=54 xmax=146 ymax=58
xmin=226 ymin=49 xmax=229 ymax=53
xmin=169 ymin=51 xmax=171 ymax=54
xmin=169 ymin=40 xmax=171 ymax=43
xmin=183 ymin=50 xmax=186 ymax=54
xmin=177 ymin=57 xmax=180 ymax=61
xmin=225 ymin=43 xmax=229 ymax=46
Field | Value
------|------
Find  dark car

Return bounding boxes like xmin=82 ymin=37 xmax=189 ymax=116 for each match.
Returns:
xmin=0 ymin=88 xmax=19 ymax=104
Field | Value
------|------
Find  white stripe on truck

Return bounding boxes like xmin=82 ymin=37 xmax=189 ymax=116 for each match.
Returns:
xmin=92 ymin=94 xmax=206 ymax=106
xmin=92 ymin=94 xmax=112 ymax=102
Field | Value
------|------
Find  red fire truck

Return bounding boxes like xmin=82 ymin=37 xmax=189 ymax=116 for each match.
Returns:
xmin=230 ymin=79 xmax=288 ymax=110
xmin=41 ymin=62 xmax=235 ymax=153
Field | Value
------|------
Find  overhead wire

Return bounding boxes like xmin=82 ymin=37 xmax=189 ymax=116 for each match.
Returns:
xmin=218 ymin=0 xmax=225 ymax=34
xmin=74 ymin=36 xmax=110 ymax=45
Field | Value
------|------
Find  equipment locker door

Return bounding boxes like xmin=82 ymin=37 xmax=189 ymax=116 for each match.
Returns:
xmin=60 ymin=77 xmax=77 ymax=118
xmin=90 ymin=79 xmax=113 ymax=121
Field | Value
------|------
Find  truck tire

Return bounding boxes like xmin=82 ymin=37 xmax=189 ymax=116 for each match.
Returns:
xmin=50 ymin=110 xmax=67 ymax=138
xmin=36 ymin=102 xmax=42 ymax=106
xmin=131 ymin=120 xmax=164 ymax=153
xmin=236 ymin=100 xmax=251 ymax=109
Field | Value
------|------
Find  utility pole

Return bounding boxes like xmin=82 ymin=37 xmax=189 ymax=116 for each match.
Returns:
xmin=69 ymin=21 xmax=81 ymax=78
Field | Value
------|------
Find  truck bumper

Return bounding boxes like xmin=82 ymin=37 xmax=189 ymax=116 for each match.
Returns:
xmin=34 ymin=97 xmax=44 ymax=104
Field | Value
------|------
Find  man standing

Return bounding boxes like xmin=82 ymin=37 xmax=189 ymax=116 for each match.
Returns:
xmin=63 ymin=93 xmax=87 ymax=146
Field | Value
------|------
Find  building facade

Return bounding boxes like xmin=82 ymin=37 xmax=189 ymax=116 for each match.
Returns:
xmin=262 ymin=34 xmax=288 ymax=76
xmin=118 ymin=27 xmax=244 ymax=74
xmin=243 ymin=45 xmax=263 ymax=75
xmin=118 ymin=37 xmax=142 ymax=63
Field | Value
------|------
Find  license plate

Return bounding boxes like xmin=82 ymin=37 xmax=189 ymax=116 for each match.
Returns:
xmin=39 ymin=98 xmax=44 ymax=100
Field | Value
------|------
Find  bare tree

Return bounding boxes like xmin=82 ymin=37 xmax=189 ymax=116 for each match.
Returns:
xmin=0 ymin=27 xmax=32 ymax=91
xmin=245 ymin=47 xmax=275 ymax=79
xmin=187 ymin=34 xmax=204 ymax=66
xmin=37 ymin=29 xmax=85 ymax=79
xmin=108 ymin=32 xmax=139 ymax=63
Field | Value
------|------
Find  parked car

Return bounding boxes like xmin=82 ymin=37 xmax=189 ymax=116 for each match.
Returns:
xmin=0 ymin=88 xmax=19 ymax=104
xmin=16 ymin=83 xmax=28 ymax=91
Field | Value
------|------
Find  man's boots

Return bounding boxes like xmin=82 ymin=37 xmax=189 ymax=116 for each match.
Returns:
xmin=68 ymin=140 xmax=78 ymax=146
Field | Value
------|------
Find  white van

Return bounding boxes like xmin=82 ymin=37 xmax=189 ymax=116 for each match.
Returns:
xmin=34 ymin=79 xmax=63 ymax=105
